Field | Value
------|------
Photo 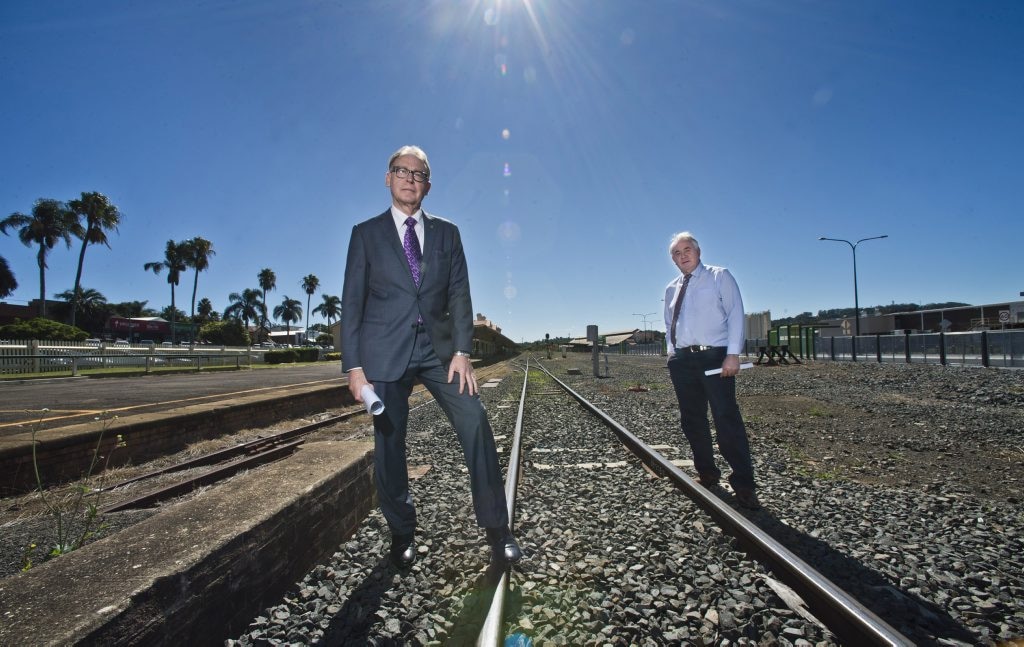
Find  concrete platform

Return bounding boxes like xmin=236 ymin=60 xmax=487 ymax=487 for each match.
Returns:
xmin=0 ymin=440 xmax=375 ymax=645
xmin=0 ymin=381 xmax=354 ymax=493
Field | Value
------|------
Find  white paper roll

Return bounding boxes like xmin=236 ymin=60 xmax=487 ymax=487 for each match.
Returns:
xmin=704 ymin=362 xmax=754 ymax=376
xmin=361 ymin=385 xmax=385 ymax=415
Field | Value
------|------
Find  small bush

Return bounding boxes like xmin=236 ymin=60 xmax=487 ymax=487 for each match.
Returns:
xmin=0 ymin=317 xmax=88 ymax=341
xmin=295 ymin=347 xmax=320 ymax=362
xmin=265 ymin=349 xmax=298 ymax=364
xmin=324 ymin=352 xmax=340 ymax=362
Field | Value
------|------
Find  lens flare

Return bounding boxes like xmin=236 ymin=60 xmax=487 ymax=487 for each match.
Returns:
xmin=498 ymin=221 xmax=521 ymax=243
xmin=503 ymin=162 xmax=511 ymax=177
xmin=501 ymin=128 xmax=510 ymax=140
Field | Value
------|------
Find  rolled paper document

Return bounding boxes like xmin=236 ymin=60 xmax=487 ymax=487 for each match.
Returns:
xmin=704 ymin=362 xmax=754 ymax=376
xmin=361 ymin=385 xmax=385 ymax=415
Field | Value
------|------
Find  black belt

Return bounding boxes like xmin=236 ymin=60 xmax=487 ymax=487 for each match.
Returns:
xmin=675 ymin=345 xmax=720 ymax=353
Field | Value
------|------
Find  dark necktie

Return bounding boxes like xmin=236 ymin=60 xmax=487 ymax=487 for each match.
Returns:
xmin=403 ymin=216 xmax=422 ymax=286
xmin=669 ymin=273 xmax=692 ymax=347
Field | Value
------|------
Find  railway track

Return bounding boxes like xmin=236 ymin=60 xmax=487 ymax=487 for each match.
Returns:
xmin=234 ymin=357 xmax=941 ymax=645
xmin=91 ymin=363 xmax=509 ymax=515
xmin=476 ymin=358 xmax=911 ymax=645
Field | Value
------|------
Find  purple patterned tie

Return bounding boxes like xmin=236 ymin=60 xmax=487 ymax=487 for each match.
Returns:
xmin=403 ymin=216 xmax=422 ymax=286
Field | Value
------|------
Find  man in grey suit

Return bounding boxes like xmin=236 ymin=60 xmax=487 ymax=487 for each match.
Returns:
xmin=341 ymin=145 xmax=521 ymax=568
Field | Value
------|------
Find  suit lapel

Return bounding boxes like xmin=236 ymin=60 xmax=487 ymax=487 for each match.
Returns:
xmin=420 ymin=211 xmax=440 ymax=288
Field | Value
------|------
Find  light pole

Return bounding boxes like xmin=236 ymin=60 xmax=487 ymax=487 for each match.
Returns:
xmin=819 ymin=235 xmax=888 ymax=358
xmin=632 ymin=312 xmax=656 ymax=344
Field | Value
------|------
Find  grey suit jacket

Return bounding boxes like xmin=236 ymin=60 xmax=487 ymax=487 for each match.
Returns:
xmin=341 ymin=210 xmax=475 ymax=382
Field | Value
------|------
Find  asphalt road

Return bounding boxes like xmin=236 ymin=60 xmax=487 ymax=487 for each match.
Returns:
xmin=0 ymin=364 xmax=345 ymax=436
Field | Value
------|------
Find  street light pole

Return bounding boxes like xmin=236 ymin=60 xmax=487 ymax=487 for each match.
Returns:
xmin=632 ymin=312 xmax=656 ymax=345
xmin=819 ymin=235 xmax=888 ymax=359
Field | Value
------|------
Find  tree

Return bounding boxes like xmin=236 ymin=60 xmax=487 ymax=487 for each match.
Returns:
xmin=199 ymin=319 xmax=249 ymax=347
xmin=313 ymin=293 xmax=342 ymax=330
xmin=160 ymin=305 xmax=188 ymax=324
xmin=0 ymin=255 xmax=17 ymax=298
xmin=67 ymin=192 xmax=122 ymax=327
xmin=273 ymin=295 xmax=303 ymax=340
xmin=223 ymin=288 xmax=266 ymax=339
xmin=300 ymin=274 xmax=320 ymax=341
xmin=257 ymin=268 xmax=276 ymax=335
xmin=144 ymin=240 xmax=187 ymax=343
xmin=182 ymin=237 xmax=215 ymax=344
xmin=1 ymin=198 xmax=82 ymax=317
xmin=53 ymin=287 xmax=109 ymax=336
xmin=196 ymin=297 xmax=219 ymax=324
xmin=55 ymin=286 xmax=107 ymax=316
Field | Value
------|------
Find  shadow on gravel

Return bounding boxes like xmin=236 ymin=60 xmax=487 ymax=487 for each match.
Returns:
xmin=319 ymin=558 xmax=394 ymax=645
xmin=746 ymin=510 xmax=978 ymax=646
xmin=318 ymin=558 xmax=509 ymax=646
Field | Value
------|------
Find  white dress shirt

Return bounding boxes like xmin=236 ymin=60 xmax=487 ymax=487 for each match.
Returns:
xmin=664 ymin=262 xmax=745 ymax=355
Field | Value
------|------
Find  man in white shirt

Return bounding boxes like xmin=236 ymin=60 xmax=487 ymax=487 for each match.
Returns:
xmin=664 ymin=231 xmax=759 ymax=510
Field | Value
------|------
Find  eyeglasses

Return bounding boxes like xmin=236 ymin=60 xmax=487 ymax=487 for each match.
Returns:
xmin=390 ymin=166 xmax=430 ymax=183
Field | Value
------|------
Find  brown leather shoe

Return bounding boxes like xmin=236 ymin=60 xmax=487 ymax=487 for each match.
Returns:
xmin=734 ymin=488 xmax=761 ymax=510
xmin=697 ymin=472 xmax=720 ymax=488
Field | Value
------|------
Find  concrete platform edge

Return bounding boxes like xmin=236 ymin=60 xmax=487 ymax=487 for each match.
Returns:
xmin=1 ymin=383 xmax=355 ymax=493
xmin=0 ymin=440 xmax=376 ymax=646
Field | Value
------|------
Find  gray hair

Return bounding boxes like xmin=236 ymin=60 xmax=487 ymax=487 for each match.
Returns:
xmin=668 ymin=231 xmax=700 ymax=254
xmin=387 ymin=145 xmax=431 ymax=179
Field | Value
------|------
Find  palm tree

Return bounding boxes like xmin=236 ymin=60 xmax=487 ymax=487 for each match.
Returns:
xmin=55 ymin=286 xmax=108 ymax=333
xmin=1 ymin=198 xmax=82 ymax=317
xmin=67 ymin=192 xmax=122 ymax=327
xmin=0 ymin=255 xmax=17 ymax=298
xmin=300 ymin=274 xmax=320 ymax=343
xmin=257 ymin=268 xmax=276 ymax=336
xmin=313 ymin=293 xmax=342 ymax=330
xmin=273 ymin=296 xmax=303 ymax=342
xmin=144 ymin=240 xmax=187 ymax=343
xmin=223 ymin=288 xmax=266 ymax=339
xmin=182 ymin=237 xmax=215 ymax=343
xmin=55 ymin=286 xmax=107 ymax=310
xmin=196 ymin=297 xmax=217 ymax=325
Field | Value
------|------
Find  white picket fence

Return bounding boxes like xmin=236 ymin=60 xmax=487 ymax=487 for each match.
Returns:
xmin=0 ymin=339 xmax=259 ymax=376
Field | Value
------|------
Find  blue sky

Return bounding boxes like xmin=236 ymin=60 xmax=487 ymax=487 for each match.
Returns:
xmin=2 ymin=0 xmax=1021 ymax=343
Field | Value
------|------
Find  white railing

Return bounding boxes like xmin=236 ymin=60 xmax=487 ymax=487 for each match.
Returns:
xmin=0 ymin=339 xmax=257 ymax=376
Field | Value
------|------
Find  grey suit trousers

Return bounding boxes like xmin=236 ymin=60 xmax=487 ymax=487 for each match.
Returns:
xmin=371 ymin=327 xmax=509 ymax=535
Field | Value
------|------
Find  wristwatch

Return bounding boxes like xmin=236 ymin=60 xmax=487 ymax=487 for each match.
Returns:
xmin=453 ymin=351 xmax=471 ymax=358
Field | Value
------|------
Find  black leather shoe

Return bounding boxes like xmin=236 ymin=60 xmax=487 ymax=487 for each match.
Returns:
xmin=390 ymin=532 xmax=416 ymax=568
xmin=486 ymin=526 xmax=522 ymax=563
xmin=697 ymin=472 xmax=720 ymax=488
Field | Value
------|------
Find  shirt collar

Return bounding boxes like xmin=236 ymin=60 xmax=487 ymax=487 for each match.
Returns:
xmin=683 ymin=262 xmax=705 ymax=279
xmin=391 ymin=206 xmax=422 ymax=226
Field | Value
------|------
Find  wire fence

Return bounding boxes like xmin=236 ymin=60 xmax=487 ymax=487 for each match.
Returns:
xmin=745 ymin=330 xmax=1024 ymax=369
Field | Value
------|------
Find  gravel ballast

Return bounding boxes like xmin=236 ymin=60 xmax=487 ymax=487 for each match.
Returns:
xmin=225 ymin=357 xmax=1023 ymax=646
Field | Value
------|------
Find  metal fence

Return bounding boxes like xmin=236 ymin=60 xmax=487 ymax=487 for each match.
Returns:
xmin=0 ymin=339 xmax=257 ymax=376
xmin=745 ymin=330 xmax=1024 ymax=368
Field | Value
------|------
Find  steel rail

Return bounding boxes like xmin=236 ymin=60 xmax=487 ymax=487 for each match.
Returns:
xmin=476 ymin=359 xmax=530 ymax=647
xmin=533 ymin=360 xmax=913 ymax=647
xmin=94 ymin=364 xmax=508 ymax=512
xmin=98 ymin=439 xmax=304 ymax=513
xmin=90 ymin=410 xmax=360 ymax=495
